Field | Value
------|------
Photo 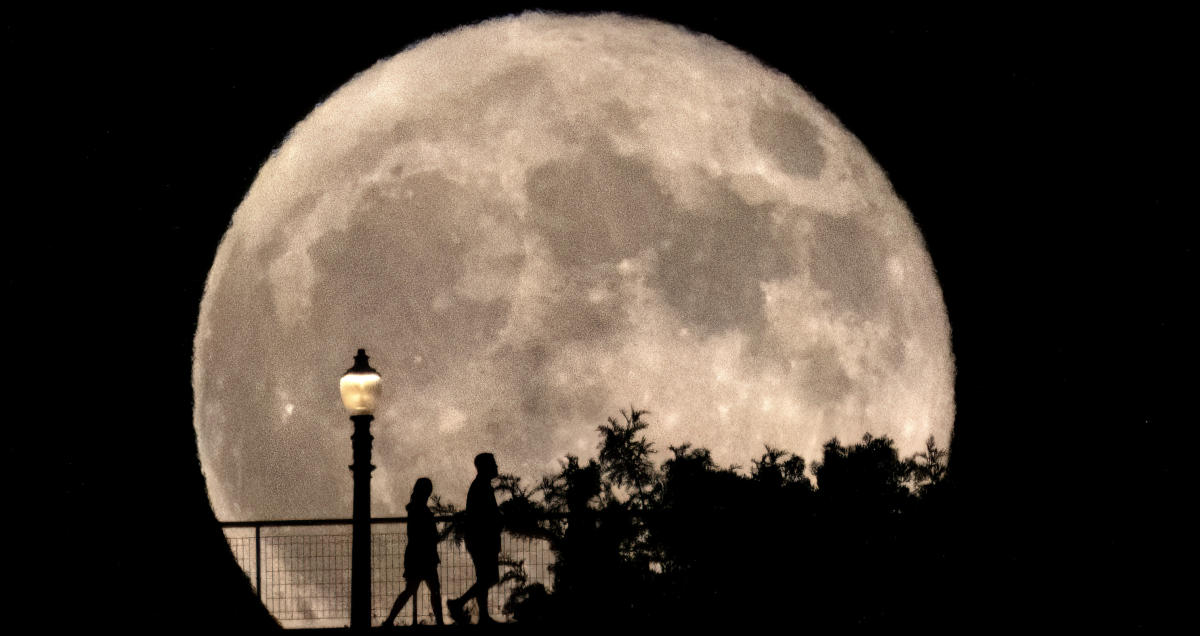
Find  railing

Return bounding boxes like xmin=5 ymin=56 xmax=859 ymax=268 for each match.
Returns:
xmin=221 ymin=516 xmax=555 ymax=628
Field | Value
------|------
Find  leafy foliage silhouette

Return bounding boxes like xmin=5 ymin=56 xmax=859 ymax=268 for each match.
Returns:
xmin=475 ymin=408 xmax=951 ymax=628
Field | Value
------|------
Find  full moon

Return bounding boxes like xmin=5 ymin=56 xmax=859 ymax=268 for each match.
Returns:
xmin=194 ymin=13 xmax=954 ymax=521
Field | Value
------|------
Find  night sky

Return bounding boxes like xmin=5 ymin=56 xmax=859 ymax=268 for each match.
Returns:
xmin=5 ymin=7 xmax=1185 ymax=631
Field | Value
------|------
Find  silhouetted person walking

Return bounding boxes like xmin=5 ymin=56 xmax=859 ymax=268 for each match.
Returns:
xmin=383 ymin=478 xmax=444 ymax=627
xmin=447 ymin=453 xmax=501 ymax=625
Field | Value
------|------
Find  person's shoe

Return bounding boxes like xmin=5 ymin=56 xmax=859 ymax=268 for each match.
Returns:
xmin=447 ymin=598 xmax=469 ymax=625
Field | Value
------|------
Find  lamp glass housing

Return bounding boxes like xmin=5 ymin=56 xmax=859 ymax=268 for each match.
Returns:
xmin=340 ymin=350 xmax=381 ymax=415
xmin=340 ymin=372 xmax=381 ymax=415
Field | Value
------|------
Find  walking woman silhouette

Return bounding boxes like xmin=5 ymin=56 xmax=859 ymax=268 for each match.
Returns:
xmin=383 ymin=477 xmax=443 ymax=626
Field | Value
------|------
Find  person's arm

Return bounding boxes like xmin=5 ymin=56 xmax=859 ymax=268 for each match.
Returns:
xmin=491 ymin=491 xmax=502 ymax=536
xmin=426 ymin=511 xmax=440 ymax=551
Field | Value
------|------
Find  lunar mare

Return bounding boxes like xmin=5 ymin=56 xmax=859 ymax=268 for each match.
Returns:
xmin=194 ymin=13 xmax=954 ymax=521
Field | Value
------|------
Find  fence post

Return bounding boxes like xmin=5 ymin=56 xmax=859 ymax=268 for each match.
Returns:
xmin=255 ymin=524 xmax=262 ymax=603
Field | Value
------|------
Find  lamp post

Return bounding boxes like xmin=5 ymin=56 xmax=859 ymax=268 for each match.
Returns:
xmin=340 ymin=349 xmax=381 ymax=630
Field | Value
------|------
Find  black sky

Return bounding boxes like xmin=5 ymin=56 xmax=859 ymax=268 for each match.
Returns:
xmin=5 ymin=6 xmax=1187 ymax=631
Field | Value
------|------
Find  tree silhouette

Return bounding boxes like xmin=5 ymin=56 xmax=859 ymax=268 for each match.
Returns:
xmin=908 ymin=434 xmax=949 ymax=495
xmin=595 ymin=408 xmax=658 ymax=500
xmin=499 ymin=409 xmax=954 ymax=629
xmin=751 ymin=444 xmax=813 ymax=492
xmin=812 ymin=433 xmax=913 ymax=516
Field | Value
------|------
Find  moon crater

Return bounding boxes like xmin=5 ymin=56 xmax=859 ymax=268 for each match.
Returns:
xmin=751 ymin=107 xmax=827 ymax=177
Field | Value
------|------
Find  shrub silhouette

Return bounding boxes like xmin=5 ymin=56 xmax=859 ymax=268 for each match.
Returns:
xmin=499 ymin=408 xmax=951 ymax=628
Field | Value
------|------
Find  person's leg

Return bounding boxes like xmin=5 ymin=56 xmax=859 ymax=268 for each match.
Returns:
xmin=477 ymin=587 xmax=494 ymax=624
xmin=451 ymin=581 xmax=490 ymax=623
xmin=454 ymin=580 xmax=484 ymax=606
xmin=447 ymin=576 xmax=477 ymax=624
xmin=384 ymin=579 xmax=419 ymax=626
xmin=450 ymin=548 xmax=483 ymax=619
xmin=428 ymin=575 xmax=444 ymax=625
xmin=474 ymin=551 xmax=499 ymax=623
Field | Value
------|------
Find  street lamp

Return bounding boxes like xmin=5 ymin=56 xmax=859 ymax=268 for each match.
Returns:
xmin=340 ymin=349 xmax=381 ymax=630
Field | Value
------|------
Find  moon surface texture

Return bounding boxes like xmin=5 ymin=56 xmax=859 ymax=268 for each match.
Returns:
xmin=195 ymin=13 xmax=954 ymax=521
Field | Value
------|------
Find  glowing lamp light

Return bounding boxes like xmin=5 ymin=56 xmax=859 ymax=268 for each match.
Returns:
xmin=339 ymin=349 xmax=381 ymax=416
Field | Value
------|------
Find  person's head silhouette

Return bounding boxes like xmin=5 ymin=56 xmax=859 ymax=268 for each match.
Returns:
xmin=410 ymin=477 xmax=433 ymax=504
xmin=474 ymin=452 xmax=498 ymax=479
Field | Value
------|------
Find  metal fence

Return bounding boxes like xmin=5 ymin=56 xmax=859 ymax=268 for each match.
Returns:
xmin=221 ymin=517 xmax=554 ymax=628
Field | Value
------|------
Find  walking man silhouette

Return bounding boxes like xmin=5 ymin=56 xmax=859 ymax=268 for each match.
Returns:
xmin=447 ymin=453 xmax=501 ymax=624
xmin=382 ymin=477 xmax=444 ymax=626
